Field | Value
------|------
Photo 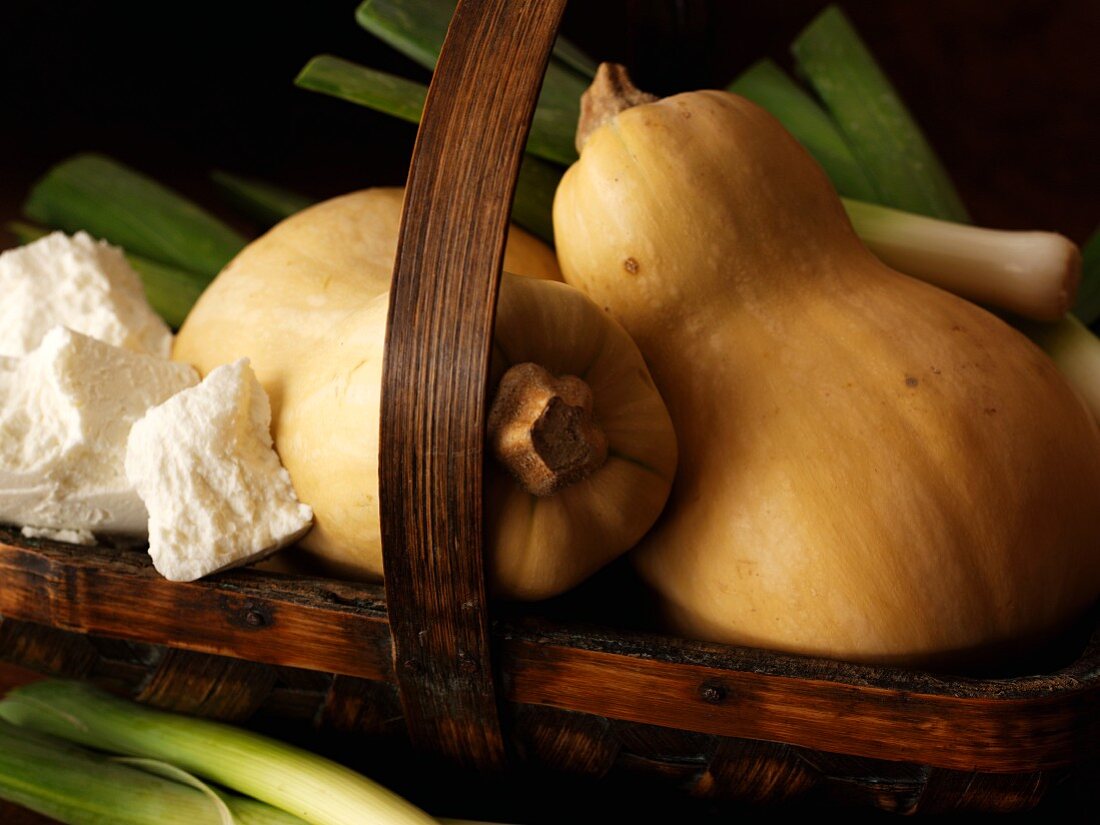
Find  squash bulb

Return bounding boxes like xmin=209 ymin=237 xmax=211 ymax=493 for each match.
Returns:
xmin=552 ymin=65 xmax=1100 ymax=668
xmin=173 ymin=188 xmax=677 ymax=600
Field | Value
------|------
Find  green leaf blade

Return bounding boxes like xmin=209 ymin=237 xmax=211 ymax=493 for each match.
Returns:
xmin=791 ymin=5 xmax=969 ymax=222
xmin=296 ymin=54 xmax=426 ymax=124
xmin=1072 ymin=226 xmax=1100 ymax=326
xmin=354 ymin=0 xmax=581 ymax=165
xmin=728 ymin=58 xmax=879 ymax=202
xmin=296 ymin=55 xmax=558 ymax=241
xmin=355 ymin=0 xmax=451 ymax=72
xmin=356 ymin=0 xmax=595 ymax=78
xmin=211 ymin=171 xmax=314 ymax=228
xmin=514 ymin=156 xmax=562 ymax=243
xmin=23 ymin=154 xmax=247 ymax=281
xmin=0 ymin=719 xmax=232 ymax=825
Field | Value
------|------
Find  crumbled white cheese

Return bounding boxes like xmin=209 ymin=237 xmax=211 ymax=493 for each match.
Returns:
xmin=0 ymin=326 xmax=199 ymax=537
xmin=20 ymin=525 xmax=96 ymax=545
xmin=0 ymin=231 xmax=173 ymax=358
xmin=125 ymin=358 xmax=313 ymax=582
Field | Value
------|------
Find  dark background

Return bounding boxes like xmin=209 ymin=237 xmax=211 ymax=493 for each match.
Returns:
xmin=0 ymin=1 xmax=1097 ymax=822
xmin=0 ymin=0 xmax=1097 ymax=247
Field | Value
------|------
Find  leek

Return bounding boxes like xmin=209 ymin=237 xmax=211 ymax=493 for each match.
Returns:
xmin=296 ymin=55 xmax=427 ymax=125
xmin=295 ymin=55 xmax=560 ymax=241
xmin=7 ymin=220 xmax=49 ymax=246
xmin=791 ymin=5 xmax=970 ymax=222
xmin=724 ymin=55 xmax=1077 ymax=322
xmin=355 ymin=0 xmax=594 ymax=79
xmin=843 ymin=199 xmax=1081 ymax=322
xmin=355 ymin=0 xmax=584 ymax=165
xmin=7 ymin=221 xmax=206 ymax=329
xmin=727 ymin=58 xmax=878 ymax=202
xmin=1073 ymin=227 xmax=1100 ymax=325
xmin=212 ymin=171 xmax=314 ymax=228
xmin=24 ymin=153 xmax=247 ymax=281
xmin=124 ymin=253 xmax=207 ymax=329
xmin=0 ymin=680 xmax=440 ymax=825
xmin=0 ymin=719 xmax=307 ymax=824
xmin=1020 ymin=315 xmax=1100 ymax=423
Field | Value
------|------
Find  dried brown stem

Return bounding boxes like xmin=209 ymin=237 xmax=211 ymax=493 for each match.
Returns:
xmin=576 ymin=63 xmax=658 ymax=152
xmin=487 ymin=363 xmax=609 ymax=496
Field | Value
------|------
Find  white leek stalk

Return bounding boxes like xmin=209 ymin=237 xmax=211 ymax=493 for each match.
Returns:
xmin=843 ymin=198 xmax=1081 ymax=322
xmin=0 ymin=719 xmax=307 ymax=824
xmin=0 ymin=680 xmax=440 ymax=825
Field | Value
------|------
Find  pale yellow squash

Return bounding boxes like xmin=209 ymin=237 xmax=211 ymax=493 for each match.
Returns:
xmin=552 ymin=66 xmax=1100 ymax=667
xmin=174 ymin=188 xmax=676 ymax=600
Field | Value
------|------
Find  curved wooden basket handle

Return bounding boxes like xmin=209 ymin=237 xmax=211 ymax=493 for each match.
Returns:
xmin=378 ymin=0 xmax=568 ymax=770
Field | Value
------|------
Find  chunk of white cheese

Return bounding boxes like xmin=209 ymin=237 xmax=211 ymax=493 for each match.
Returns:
xmin=0 ymin=231 xmax=173 ymax=358
xmin=125 ymin=358 xmax=313 ymax=582
xmin=0 ymin=326 xmax=199 ymax=536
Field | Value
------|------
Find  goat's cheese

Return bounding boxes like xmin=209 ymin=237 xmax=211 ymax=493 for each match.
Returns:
xmin=0 ymin=231 xmax=173 ymax=358
xmin=0 ymin=327 xmax=199 ymax=536
xmin=20 ymin=525 xmax=96 ymax=545
xmin=125 ymin=358 xmax=313 ymax=582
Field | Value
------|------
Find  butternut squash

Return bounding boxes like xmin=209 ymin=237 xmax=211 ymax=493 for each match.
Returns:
xmin=552 ymin=65 xmax=1100 ymax=668
xmin=173 ymin=188 xmax=676 ymax=600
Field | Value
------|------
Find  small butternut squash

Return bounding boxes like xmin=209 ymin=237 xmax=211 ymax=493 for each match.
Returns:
xmin=173 ymin=188 xmax=677 ymax=600
xmin=552 ymin=65 xmax=1100 ymax=668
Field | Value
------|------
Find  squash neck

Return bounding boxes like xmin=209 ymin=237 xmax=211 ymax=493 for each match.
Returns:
xmin=576 ymin=63 xmax=657 ymax=151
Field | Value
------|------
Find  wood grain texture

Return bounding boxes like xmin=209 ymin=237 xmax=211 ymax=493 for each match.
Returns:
xmin=0 ymin=534 xmax=393 ymax=680
xmin=378 ymin=0 xmax=567 ymax=770
xmin=2 ymin=532 xmax=1097 ymax=781
xmin=2 ymin=612 xmax=1096 ymax=815
xmin=502 ymin=632 xmax=1100 ymax=771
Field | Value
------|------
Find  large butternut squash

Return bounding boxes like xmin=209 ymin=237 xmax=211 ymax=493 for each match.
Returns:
xmin=552 ymin=65 xmax=1100 ymax=668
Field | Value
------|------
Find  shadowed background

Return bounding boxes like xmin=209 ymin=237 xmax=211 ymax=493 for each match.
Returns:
xmin=0 ymin=0 xmax=1096 ymax=247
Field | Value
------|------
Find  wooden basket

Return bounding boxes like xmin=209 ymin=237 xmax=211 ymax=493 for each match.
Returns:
xmin=2 ymin=0 xmax=1098 ymax=816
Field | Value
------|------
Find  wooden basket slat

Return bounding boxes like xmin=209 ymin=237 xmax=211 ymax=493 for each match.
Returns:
xmin=3 ymin=532 xmax=1097 ymax=776
xmin=504 ymin=637 xmax=1100 ymax=771
xmin=0 ymin=534 xmax=393 ymax=680
xmin=379 ymin=0 xmax=567 ymax=771
xmin=3 ymin=614 xmax=1092 ymax=815
xmin=136 ymin=647 xmax=277 ymax=720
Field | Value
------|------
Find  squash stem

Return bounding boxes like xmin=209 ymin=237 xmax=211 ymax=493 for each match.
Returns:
xmin=487 ymin=363 xmax=608 ymax=496
xmin=575 ymin=63 xmax=655 ymax=152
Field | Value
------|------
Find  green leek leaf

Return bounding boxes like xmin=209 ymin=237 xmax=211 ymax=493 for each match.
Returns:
xmin=296 ymin=56 xmax=426 ymax=125
xmin=1073 ymin=226 xmax=1100 ymax=325
xmin=0 ymin=719 xmax=306 ymax=825
xmin=0 ymin=680 xmax=441 ymax=825
xmin=296 ymin=55 xmax=560 ymax=242
xmin=355 ymin=0 xmax=583 ymax=165
xmin=6 ymin=220 xmax=48 ymax=245
xmin=23 ymin=154 xmax=247 ymax=281
xmin=211 ymin=171 xmax=314 ymax=228
xmin=355 ymin=0 xmax=595 ymax=78
xmin=791 ymin=5 xmax=969 ymax=222
xmin=727 ymin=58 xmax=878 ymax=202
